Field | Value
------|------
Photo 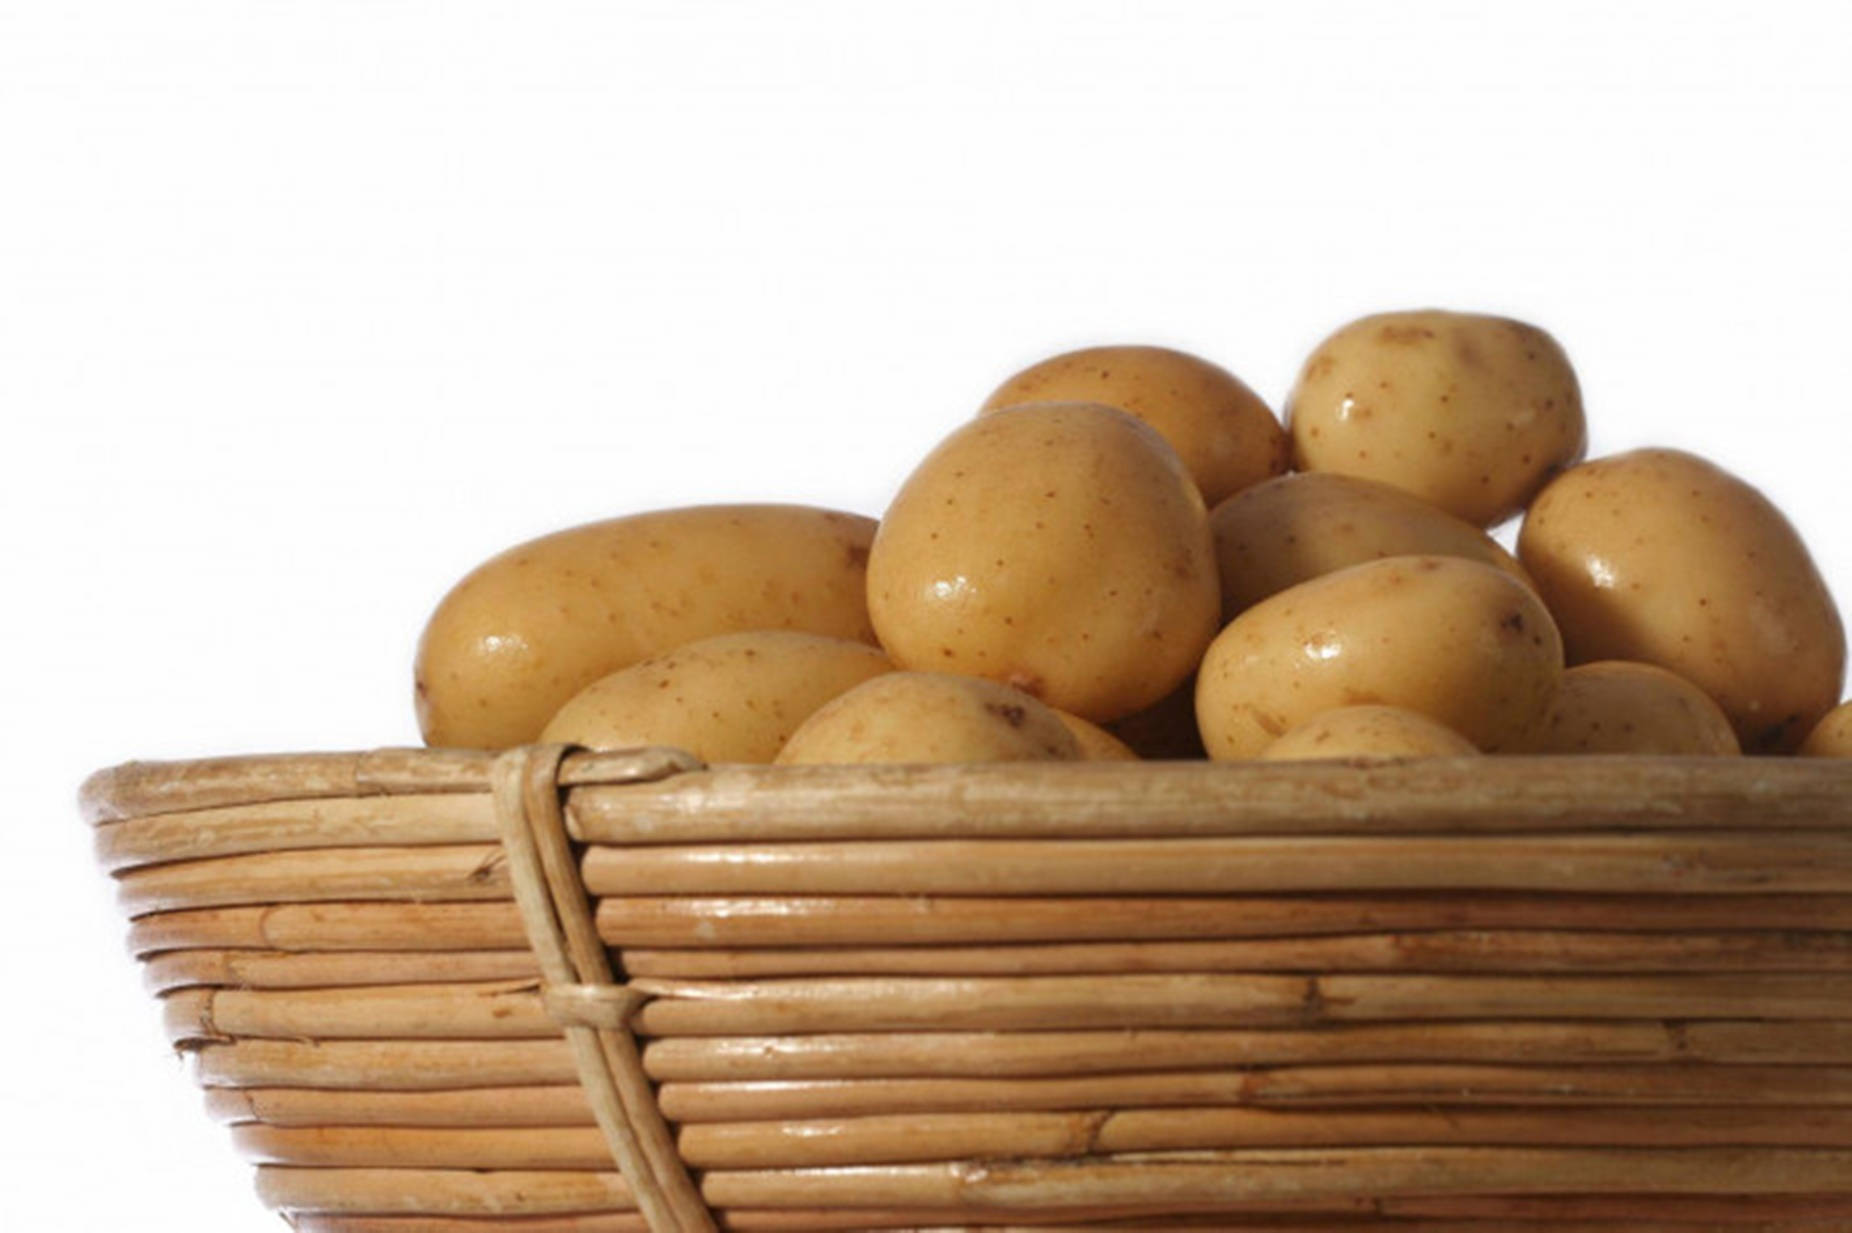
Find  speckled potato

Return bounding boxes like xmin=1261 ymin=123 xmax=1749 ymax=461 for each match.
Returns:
xmin=1515 ymin=661 xmax=1741 ymax=756
xmin=416 ymin=505 xmax=878 ymax=749
xmin=539 ymin=632 xmax=891 ymax=763
xmin=1260 ymin=705 xmax=1479 ymax=762
xmin=774 ymin=672 xmax=1083 ymax=765
xmin=1196 ymin=556 xmax=1563 ymax=760
xmin=979 ymin=345 xmax=1288 ymax=505
xmin=1518 ymin=449 xmax=1846 ymax=754
xmin=1211 ymin=472 xmax=1531 ymax=619
xmin=1803 ymin=703 xmax=1852 ymax=757
xmin=868 ymin=402 xmax=1220 ymax=722
xmin=1054 ymin=710 xmax=1140 ymax=761
xmin=1287 ymin=310 xmax=1586 ymax=526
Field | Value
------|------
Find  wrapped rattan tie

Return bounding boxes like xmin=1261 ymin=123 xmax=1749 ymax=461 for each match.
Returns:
xmin=490 ymin=744 xmax=716 ymax=1233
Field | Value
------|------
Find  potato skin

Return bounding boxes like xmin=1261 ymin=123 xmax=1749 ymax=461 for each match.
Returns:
xmin=1211 ymin=472 xmax=1531 ymax=619
xmin=774 ymin=672 xmax=1083 ymax=765
xmin=1287 ymin=309 xmax=1586 ymax=526
xmin=980 ymin=345 xmax=1287 ymax=505
xmin=1514 ymin=661 xmax=1740 ymax=756
xmin=1260 ymin=705 xmax=1479 ymax=761
xmin=539 ymin=632 xmax=891 ymax=763
xmin=1802 ymin=703 xmax=1852 ymax=757
xmin=867 ymin=402 xmax=1220 ymax=722
xmin=1517 ymin=449 xmax=1845 ymax=754
xmin=1054 ymin=710 xmax=1141 ymax=761
xmin=416 ymin=505 xmax=877 ymax=749
xmin=1196 ymin=556 xmax=1563 ymax=760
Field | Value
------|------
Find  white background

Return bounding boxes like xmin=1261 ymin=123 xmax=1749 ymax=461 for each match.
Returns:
xmin=4 ymin=2 xmax=1850 ymax=1227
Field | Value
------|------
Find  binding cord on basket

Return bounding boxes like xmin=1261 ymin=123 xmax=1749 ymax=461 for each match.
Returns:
xmin=490 ymin=744 xmax=717 ymax=1233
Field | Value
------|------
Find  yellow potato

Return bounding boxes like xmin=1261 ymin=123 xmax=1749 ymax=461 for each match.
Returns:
xmin=1802 ymin=703 xmax=1852 ymax=757
xmin=416 ymin=505 xmax=877 ymax=749
xmin=1054 ymin=710 xmax=1140 ymax=761
xmin=1196 ymin=556 xmax=1563 ymax=760
xmin=1261 ymin=706 xmax=1479 ymax=761
xmin=774 ymin=672 xmax=1083 ymax=765
xmin=539 ymin=632 xmax=891 ymax=763
xmin=1515 ymin=661 xmax=1740 ymax=756
xmin=979 ymin=345 xmax=1287 ymax=505
xmin=1287 ymin=309 xmax=1586 ymax=526
xmin=1211 ymin=471 xmax=1531 ymax=619
xmin=1518 ymin=449 xmax=1845 ymax=754
xmin=868 ymin=402 xmax=1220 ymax=722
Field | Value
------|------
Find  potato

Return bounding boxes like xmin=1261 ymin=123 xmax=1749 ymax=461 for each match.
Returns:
xmin=774 ymin=672 xmax=1083 ymax=765
xmin=1260 ymin=705 xmax=1479 ymax=761
xmin=1054 ymin=710 xmax=1140 ymax=761
xmin=1802 ymin=703 xmax=1852 ymax=757
xmin=1211 ymin=471 xmax=1531 ymax=619
xmin=1518 ymin=449 xmax=1845 ymax=754
xmin=1287 ymin=310 xmax=1586 ymax=526
xmin=1514 ymin=661 xmax=1740 ymax=756
xmin=539 ymin=631 xmax=890 ymax=763
xmin=1196 ymin=556 xmax=1563 ymax=760
xmin=867 ymin=402 xmax=1220 ymax=722
xmin=979 ymin=345 xmax=1287 ymax=505
xmin=416 ymin=505 xmax=877 ymax=749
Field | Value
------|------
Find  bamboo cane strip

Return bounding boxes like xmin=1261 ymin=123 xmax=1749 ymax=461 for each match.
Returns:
xmin=615 ymin=930 xmax=1852 ymax=978
xmin=637 ymin=1019 xmax=1852 ymax=1079
xmin=80 ymin=746 xmax=699 ymax=824
xmin=96 ymin=794 xmax=499 ymax=871
xmin=280 ymin=1206 xmax=1852 ymax=1233
xmin=118 ymin=845 xmax=514 ymax=915
xmin=624 ymin=972 xmax=1852 ymax=1035
xmin=253 ymin=1149 xmax=1852 ymax=1214
xmin=92 ymin=759 xmax=1852 ymax=870
xmin=576 ymin=833 xmax=1852 ymax=897
xmin=163 ymin=982 xmax=554 ymax=1044
xmin=159 ymin=973 xmax=1852 ymax=1044
xmin=113 ymin=833 xmax=1852 ymax=915
xmin=559 ymin=756 xmax=1852 ymax=844
xmin=186 ymin=1021 xmax=1852 ymax=1092
xmin=128 ymin=893 xmax=1852 ymax=957
xmin=138 ymin=930 xmax=1852 ymax=994
xmin=145 ymin=948 xmax=539 ymax=992
xmin=199 ymin=1063 xmax=1852 ymax=1130
xmin=273 ymin=1195 xmax=1852 ymax=1231
xmin=283 ymin=1204 xmax=1386 ymax=1231
xmin=647 ymin=1065 xmax=1852 ymax=1123
xmin=193 ymin=1038 xmax=579 ymax=1090
xmin=80 ymin=749 xmax=493 ymax=823
xmin=231 ymin=1105 xmax=1852 ymax=1172
xmin=1388 ymin=1194 xmax=1852 ymax=1220
xmin=589 ymin=891 xmax=1852 ymax=948
xmin=126 ymin=902 xmax=524 ymax=953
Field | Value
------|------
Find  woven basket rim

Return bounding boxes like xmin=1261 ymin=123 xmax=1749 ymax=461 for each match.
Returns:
xmin=82 ymin=746 xmax=1852 ymax=828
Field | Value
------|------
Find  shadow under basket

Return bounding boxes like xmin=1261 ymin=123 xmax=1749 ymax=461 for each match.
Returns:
xmin=82 ymin=748 xmax=1852 ymax=1232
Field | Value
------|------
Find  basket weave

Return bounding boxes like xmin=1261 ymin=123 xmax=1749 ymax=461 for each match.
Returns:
xmin=83 ymin=749 xmax=1852 ymax=1231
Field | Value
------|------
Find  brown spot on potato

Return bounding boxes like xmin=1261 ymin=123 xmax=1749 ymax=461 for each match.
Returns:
xmin=986 ymin=702 xmax=1028 ymax=729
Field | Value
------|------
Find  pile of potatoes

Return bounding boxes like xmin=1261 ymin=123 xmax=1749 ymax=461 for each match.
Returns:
xmin=415 ymin=309 xmax=1852 ymax=765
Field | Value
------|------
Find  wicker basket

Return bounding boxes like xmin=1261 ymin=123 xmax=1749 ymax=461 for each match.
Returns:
xmin=83 ymin=747 xmax=1852 ymax=1231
